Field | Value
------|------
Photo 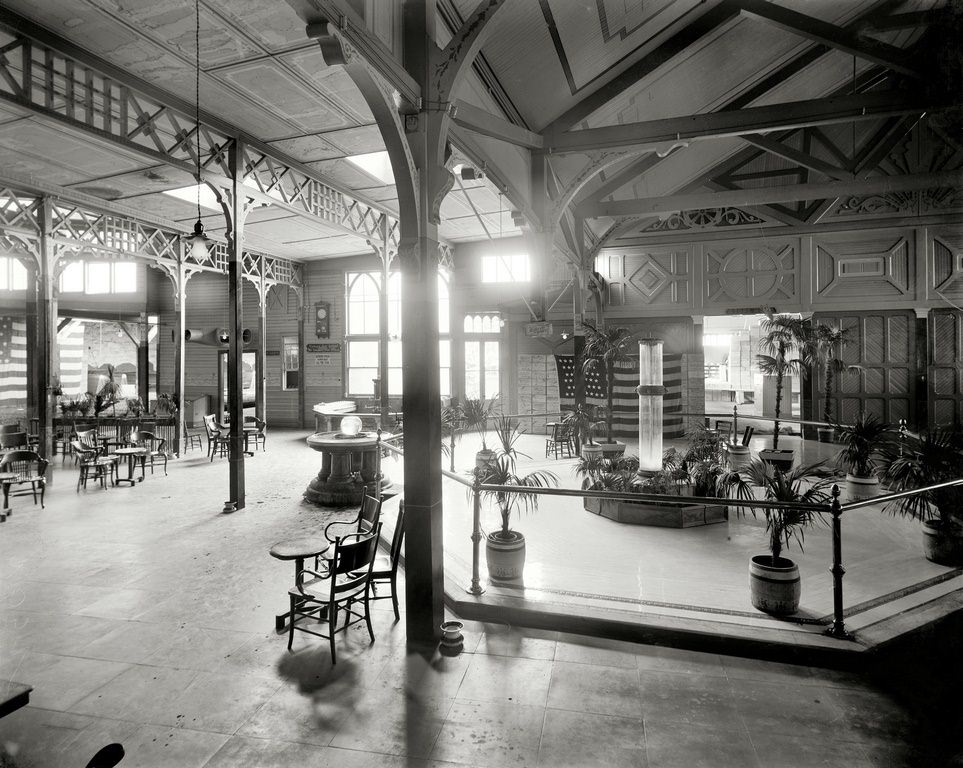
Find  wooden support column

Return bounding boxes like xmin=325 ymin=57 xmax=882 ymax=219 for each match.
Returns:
xmin=573 ymin=266 xmax=586 ymax=409
xmin=401 ymin=0 xmax=447 ymax=647
xmin=172 ymin=259 xmax=188 ymax=457
xmin=219 ymin=140 xmax=247 ymax=512
xmin=256 ymin=257 xmax=267 ymax=422
xmin=34 ymin=197 xmax=55 ymax=459
xmin=378 ymin=223 xmax=390 ymax=425
xmin=296 ymin=289 xmax=305 ymax=430
xmin=137 ymin=311 xmax=150 ymax=407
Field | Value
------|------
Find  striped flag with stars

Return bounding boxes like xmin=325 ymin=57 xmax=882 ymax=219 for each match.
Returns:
xmin=554 ymin=353 xmax=684 ymax=438
xmin=0 ymin=316 xmax=27 ymax=406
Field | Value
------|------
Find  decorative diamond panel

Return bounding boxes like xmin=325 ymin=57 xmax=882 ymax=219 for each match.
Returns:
xmin=600 ymin=247 xmax=691 ymax=308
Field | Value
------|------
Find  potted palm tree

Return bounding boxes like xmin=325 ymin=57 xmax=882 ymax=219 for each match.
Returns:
xmin=460 ymin=397 xmax=499 ymax=468
xmin=719 ymin=458 xmax=834 ymax=615
xmin=581 ymin=321 xmax=635 ymax=457
xmin=878 ymin=428 xmax=963 ymax=566
xmin=560 ymin=403 xmax=601 ymax=458
xmin=756 ymin=314 xmax=807 ymax=471
xmin=96 ymin=364 xmax=124 ymax=416
xmin=812 ymin=323 xmax=860 ymax=442
xmin=479 ymin=418 xmax=557 ymax=581
xmin=834 ymin=413 xmax=892 ymax=501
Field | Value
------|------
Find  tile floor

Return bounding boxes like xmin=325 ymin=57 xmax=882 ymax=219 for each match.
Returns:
xmin=0 ymin=430 xmax=955 ymax=767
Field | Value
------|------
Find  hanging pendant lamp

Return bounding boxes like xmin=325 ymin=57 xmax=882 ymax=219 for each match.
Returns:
xmin=185 ymin=0 xmax=211 ymax=259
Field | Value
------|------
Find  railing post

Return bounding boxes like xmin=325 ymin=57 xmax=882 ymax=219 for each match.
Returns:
xmin=827 ymin=484 xmax=851 ymax=639
xmin=468 ymin=471 xmax=485 ymax=596
xmin=376 ymin=428 xmax=383 ymax=502
xmin=732 ymin=404 xmax=739 ymax=445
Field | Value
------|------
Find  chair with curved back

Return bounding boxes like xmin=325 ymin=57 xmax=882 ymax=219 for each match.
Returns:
xmin=287 ymin=524 xmax=382 ymax=662
xmin=244 ymin=415 xmax=267 ymax=451
xmin=324 ymin=491 xmax=382 ymax=545
xmin=0 ymin=450 xmax=48 ymax=508
xmin=71 ymin=439 xmax=118 ymax=491
xmin=203 ymin=415 xmax=228 ymax=461
xmin=134 ymin=431 xmax=167 ymax=476
xmin=369 ymin=501 xmax=405 ymax=621
xmin=545 ymin=422 xmax=575 ymax=459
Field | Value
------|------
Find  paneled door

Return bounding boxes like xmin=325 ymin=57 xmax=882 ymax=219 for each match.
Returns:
xmin=930 ymin=309 xmax=963 ymax=429
xmin=813 ymin=311 xmax=916 ymax=427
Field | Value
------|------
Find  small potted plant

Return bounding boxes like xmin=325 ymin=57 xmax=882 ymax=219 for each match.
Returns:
xmin=581 ymin=320 xmax=636 ymax=457
xmin=478 ymin=417 xmax=557 ymax=581
xmin=878 ymin=427 xmax=963 ymax=566
xmin=811 ymin=323 xmax=861 ymax=443
xmin=756 ymin=314 xmax=807 ymax=471
xmin=459 ymin=397 xmax=499 ymax=468
xmin=719 ymin=458 xmax=834 ymax=615
xmin=126 ymin=396 xmax=145 ymax=419
xmin=155 ymin=392 xmax=178 ymax=418
xmin=95 ymin=364 xmax=124 ymax=416
xmin=834 ymin=412 xmax=892 ymax=501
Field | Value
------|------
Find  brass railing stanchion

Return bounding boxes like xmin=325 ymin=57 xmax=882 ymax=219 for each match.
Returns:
xmin=468 ymin=470 xmax=485 ymax=596
xmin=828 ymin=484 xmax=851 ymax=639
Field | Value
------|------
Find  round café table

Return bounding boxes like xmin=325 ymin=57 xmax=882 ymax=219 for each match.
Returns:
xmin=113 ymin=447 xmax=148 ymax=486
xmin=0 ymin=472 xmax=17 ymax=522
xmin=303 ymin=431 xmax=391 ymax=506
xmin=269 ymin=536 xmax=330 ymax=631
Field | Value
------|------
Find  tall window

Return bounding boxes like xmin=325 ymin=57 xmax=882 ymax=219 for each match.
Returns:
xmin=464 ymin=313 xmax=501 ymax=399
xmin=59 ymin=260 xmax=137 ymax=294
xmin=0 ymin=257 xmax=28 ymax=290
xmin=282 ymin=335 xmax=300 ymax=390
xmin=481 ymin=252 xmax=529 ymax=283
xmin=345 ymin=270 xmax=451 ymax=397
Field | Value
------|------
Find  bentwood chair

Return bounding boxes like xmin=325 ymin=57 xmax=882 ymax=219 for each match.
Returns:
xmin=0 ymin=450 xmax=48 ymax=508
xmin=369 ymin=501 xmax=405 ymax=621
xmin=287 ymin=524 xmax=381 ymax=663
xmin=244 ymin=416 xmax=267 ymax=451
xmin=324 ymin=491 xmax=382 ymax=545
xmin=134 ymin=431 xmax=168 ymax=476
xmin=72 ymin=440 xmax=118 ymax=491
xmin=203 ymin=415 xmax=229 ymax=461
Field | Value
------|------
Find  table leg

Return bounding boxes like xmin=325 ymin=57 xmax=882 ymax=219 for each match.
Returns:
xmin=1 ymin=481 xmax=9 ymax=521
xmin=275 ymin=556 xmax=305 ymax=631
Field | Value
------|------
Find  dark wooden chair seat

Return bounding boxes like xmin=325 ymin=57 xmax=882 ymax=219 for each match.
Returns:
xmin=0 ymin=450 xmax=48 ymax=508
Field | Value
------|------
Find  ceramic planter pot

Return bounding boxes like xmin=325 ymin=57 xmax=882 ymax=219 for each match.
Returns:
xmin=726 ymin=444 xmax=751 ymax=470
xmin=845 ymin=473 xmax=880 ymax=502
xmin=580 ymin=444 xmax=603 ymax=460
xmin=440 ymin=620 xmax=464 ymax=645
xmin=475 ymin=449 xmax=495 ymax=470
xmin=749 ymin=555 xmax=800 ymax=615
xmin=816 ymin=427 xmax=835 ymax=443
xmin=759 ymin=448 xmax=794 ymax=472
xmin=921 ymin=520 xmax=963 ymax=566
xmin=486 ymin=530 xmax=525 ymax=581
xmin=598 ymin=441 xmax=626 ymax=458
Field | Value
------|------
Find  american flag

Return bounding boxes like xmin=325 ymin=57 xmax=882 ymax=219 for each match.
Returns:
xmin=554 ymin=353 xmax=684 ymax=438
xmin=0 ymin=316 xmax=27 ymax=407
xmin=57 ymin=319 xmax=86 ymax=396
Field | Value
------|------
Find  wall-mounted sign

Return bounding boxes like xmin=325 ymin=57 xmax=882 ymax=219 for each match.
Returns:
xmin=314 ymin=301 xmax=330 ymax=338
xmin=265 ymin=350 xmax=280 ymax=356
xmin=525 ymin=322 xmax=553 ymax=338
xmin=306 ymin=343 xmax=341 ymax=353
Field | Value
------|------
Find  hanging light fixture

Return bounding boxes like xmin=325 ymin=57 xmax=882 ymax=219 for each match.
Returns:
xmin=185 ymin=0 xmax=211 ymax=260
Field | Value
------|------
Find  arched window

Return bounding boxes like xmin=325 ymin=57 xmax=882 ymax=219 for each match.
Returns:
xmin=463 ymin=313 xmax=501 ymax=399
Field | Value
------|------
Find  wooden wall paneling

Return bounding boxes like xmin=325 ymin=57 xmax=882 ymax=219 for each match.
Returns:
xmin=812 ymin=229 xmax=915 ymax=307
xmin=703 ymin=238 xmax=799 ymax=312
xmin=263 ymin=284 xmax=301 ymax=428
xmin=815 ymin=310 xmax=916 ymax=427
xmin=929 ymin=309 xmax=963 ymax=429
xmin=301 ymin=265 xmax=345 ymax=425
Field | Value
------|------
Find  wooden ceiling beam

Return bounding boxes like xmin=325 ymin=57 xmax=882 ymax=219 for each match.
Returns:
xmin=451 ymin=99 xmax=543 ymax=149
xmin=742 ymin=134 xmax=851 ymax=181
xmin=542 ymin=0 xmax=741 ymax=135
xmin=579 ymin=169 xmax=963 ymax=217
xmin=543 ymin=91 xmax=932 ymax=154
xmin=738 ymin=0 xmax=921 ymax=79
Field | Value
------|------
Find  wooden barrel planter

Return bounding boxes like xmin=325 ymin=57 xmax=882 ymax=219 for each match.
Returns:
xmin=845 ymin=473 xmax=880 ymax=502
xmin=726 ymin=444 xmax=751 ymax=470
xmin=749 ymin=555 xmax=800 ymax=615
xmin=486 ymin=531 xmax=526 ymax=581
xmin=922 ymin=520 xmax=963 ymax=567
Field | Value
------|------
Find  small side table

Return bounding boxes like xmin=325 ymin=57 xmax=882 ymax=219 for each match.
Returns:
xmin=113 ymin=447 xmax=148 ymax=486
xmin=0 ymin=472 xmax=17 ymax=522
xmin=270 ymin=536 xmax=330 ymax=631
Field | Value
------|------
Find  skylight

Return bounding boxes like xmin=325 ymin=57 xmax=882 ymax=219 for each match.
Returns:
xmin=162 ymin=185 xmax=221 ymax=211
xmin=346 ymin=151 xmax=395 ymax=185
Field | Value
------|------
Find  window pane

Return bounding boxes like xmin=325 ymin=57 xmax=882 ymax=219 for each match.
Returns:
xmin=439 ymin=339 xmax=450 ymax=367
xmin=437 ymin=275 xmax=449 ymax=334
xmin=11 ymin=259 xmax=27 ymax=290
xmin=465 ymin=341 xmax=480 ymax=399
xmin=440 ymin=367 xmax=450 ymax=397
xmin=348 ymin=368 xmax=377 ymax=395
xmin=60 ymin=261 xmax=84 ymax=293
xmin=0 ymin=258 xmax=9 ymax=290
xmin=347 ymin=273 xmax=380 ymax=335
xmin=388 ymin=272 xmax=402 ymax=337
xmin=484 ymin=341 xmax=499 ymax=398
xmin=349 ymin=340 xmax=379 ymax=367
xmin=388 ymin=340 xmax=402 ymax=367
xmin=86 ymin=262 xmax=111 ymax=294
xmin=113 ymin=262 xmax=137 ymax=292
xmin=388 ymin=368 xmax=402 ymax=396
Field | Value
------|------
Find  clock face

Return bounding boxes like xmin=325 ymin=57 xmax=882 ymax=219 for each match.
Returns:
xmin=316 ymin=307 xmax=328 ymax=320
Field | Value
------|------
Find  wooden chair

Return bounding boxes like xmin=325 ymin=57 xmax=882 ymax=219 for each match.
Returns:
xmin=287 ymin=524 xmax=382 ymax=662
xmin=76 ymin=428 xmax=106 ymax=458
xmin=0 ymin=450 xmax=48 ymax=508
xmin=324 ymin=492 xmax=382 ymax=545
xmin=71 ymin=439 xmax=118 ymax=491
xmin=244 ymin=416 xmax=267 ymax=451
xmin=545 ymin=422 xmax=574 ymax=459
xmin=740 ymin=426 xmax=755 ymax=446
xmin=369 ymin=501 xmax=405 ymax=621
xmin=134 ymin=431 xmax=168 ymax=476
xmin=0 ymin=424 xmax=21 ymax=434
xmin=0 ymin=431 xmax=28 ymax=453
xmin=715 ymin=420 xmax=733 ymax=443
xmin=203 ymin=415 xmax=229 ymax=461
